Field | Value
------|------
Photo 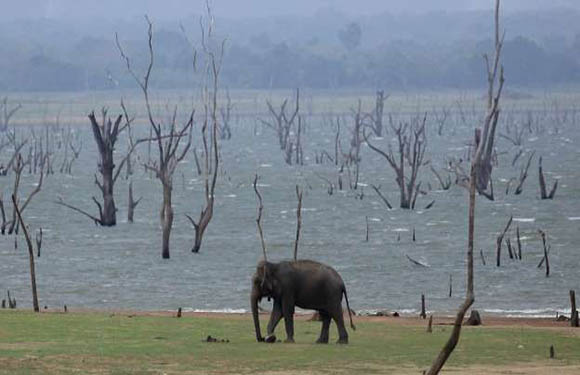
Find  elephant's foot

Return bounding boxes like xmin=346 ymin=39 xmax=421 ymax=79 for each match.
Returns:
xmin=284 ymin=338 xmax=295 ymax=343
xmin=265 ymin=334 xmax=277 ymax=343
xmin=315 ymin=337 xmax=329 ymax=344
xmin=336 ymin=337 xmax=349 ymax=345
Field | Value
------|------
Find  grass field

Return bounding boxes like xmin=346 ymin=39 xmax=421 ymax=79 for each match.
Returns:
xmin=1 ymin=311 xmax=579 ymax=374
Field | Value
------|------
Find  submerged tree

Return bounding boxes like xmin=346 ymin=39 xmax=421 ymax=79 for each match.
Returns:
xmin=187 ymin=8 xmax=225 ymax=253
xmin=56 ymin=108 xmax=135 ymax=226
xmin=117 ymin=17 xmax=193 ymax=259
xmin=364 ymin=114 xmax=427 ymax=209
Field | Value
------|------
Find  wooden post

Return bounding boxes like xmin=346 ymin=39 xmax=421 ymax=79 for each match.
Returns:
xmin=35 ymin=228 xmax=42 ymax=258
xmin=516 ymin=226 xmax=522 ymax=260
xmin=571 ymin=290 xmax=579 ymax=327
xmin=427 ymin=315 xmax=433 ymax=333
xmin=177 ymin=307 xmax=182 ymax=318
xmin=420 ymin=294 xmax=427 ymax=319
xmin=506 ymin=238 xmax=514 ymax=259
xmin=539 ymin=230 xmax=550 ymax=277
xmin=449 ymin=275 xmax=453 ymax=298
xmin=549 ymin=345 xmax=555 ymax=359
xmin=293 ymin=185 xmax=303 ymax=261
xmin=365 ymin=216 xmax=369 ymax=242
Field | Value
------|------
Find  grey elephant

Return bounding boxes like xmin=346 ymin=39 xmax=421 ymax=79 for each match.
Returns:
xmin=250 ymin=259 xmax=356 ymax=344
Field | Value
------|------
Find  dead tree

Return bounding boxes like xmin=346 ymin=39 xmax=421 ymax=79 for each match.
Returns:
xmin=293 ymin=185 xmax=303 ymax=261
xmin=434 ymin=106 xmax=450 ymax=136
xmin=570 ymin=290 xmax=579 ymax=327
xmin=219 ymin=88 xmax=233 ymax=140
xmin=538 ymin=157 xmax=558 ymax=199
xmin=426 ymin=1 xmax=504 ymax=373
xmin=495 ymin=216 xmax=512 ymax=267
xmin=340 ymin=101 xmax=365 ymax=190
xmin=260 ymin=89 xmax=302 ymax=165
xmin=538 ymin=229 xmax=550 ymax=277
xmin=0 ymin=97 xmax=21 ymax=132
xmin=186 ymin=9 xmax=224 ymax=254
xmin=367 ymin=90 xmax=388 ymax=137
xmin=431 ymin=166 xmax=451 ymax=190
xmin=12 ymin=194 xmax=39 ymax=312
xmin=127 ymin=181 xmax=142 ymax=223
xmin=365 ymin=114 xmax=427 ymax=209
xmin=371 ymin=184 xmax=392 ymax=209
xmin=121 ymin=101 xmax=137 ymax=179
xmin=58 ymin=127 xmax=82 ymax=174
xmin=89 ymin=109 xmax=128 ymax=225
xmin=56 ymin=109 xmax=134 ymax=226
xmin=117 ymin=17 xmax=193 ymax=259
xmin=514 ymin=151 xmax=534 ymax=195
xmin=253 ymin=174 xmax=268 ymax=262
xmin=3 ymin=154 xmax=46 ymax=234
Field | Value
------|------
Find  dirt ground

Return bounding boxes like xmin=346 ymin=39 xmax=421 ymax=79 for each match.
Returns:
xmin=71 ymin=308 xmax=573 ymax=328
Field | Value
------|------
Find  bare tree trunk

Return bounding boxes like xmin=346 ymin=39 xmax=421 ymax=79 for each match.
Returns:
xmin=127 ymin=181 xmax=141 ymax=223
xmin=100 ymin=164 xmax=117 ymax=226
xmin=161 ymin=182 xmax=173 ymax=259
xmin=426 ymin=152 xmax=476 ymax=375
xmin=293 ymin=185 xmax=303 ymax=261
xmin=12 ymin=194 xmax=39 ymax=312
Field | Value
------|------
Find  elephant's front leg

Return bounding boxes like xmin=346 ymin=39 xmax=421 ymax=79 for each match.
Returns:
xmin=282 ymin=298 xmax=295 ymax=343
xmin=265 ymin=300 xmax=283 ymax=342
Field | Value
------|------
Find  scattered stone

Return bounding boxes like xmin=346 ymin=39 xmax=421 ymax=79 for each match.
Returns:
xmin=203 ymin=335 xmax=229 ymax=343
xmin=265 ymin=334 xmax=277 ymax=343
xmin=556 ymin=314 xmax=569 ymax=322
xmin=465 ymin=310 xmax=482 ymax=326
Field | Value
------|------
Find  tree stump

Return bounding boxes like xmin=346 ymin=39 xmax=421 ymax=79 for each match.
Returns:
xmin=465 ymin=310 xmax=482 ymax=326
xmin=571 ymin=290 xmax=579 ymax=327
xmin=420 ymin=294 xmax=427 ymax=319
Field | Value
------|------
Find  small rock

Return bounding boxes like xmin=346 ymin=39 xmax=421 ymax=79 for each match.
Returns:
xmin=265 ymin=335 xmax=277 ymax=343
xmin=465 ymin=310 xmax=482 ymax=326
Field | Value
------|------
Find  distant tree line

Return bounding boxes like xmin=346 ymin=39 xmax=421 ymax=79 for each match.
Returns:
xmin=0 ymin=20 xmax=579 ymax=91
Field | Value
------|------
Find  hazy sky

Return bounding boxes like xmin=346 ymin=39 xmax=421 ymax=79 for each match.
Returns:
xmin=5 ymin=0 xmax=580 ymax=20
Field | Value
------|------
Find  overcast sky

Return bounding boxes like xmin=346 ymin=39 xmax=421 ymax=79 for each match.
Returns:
xmin=4 ymin=0 xmax=580 ymax=20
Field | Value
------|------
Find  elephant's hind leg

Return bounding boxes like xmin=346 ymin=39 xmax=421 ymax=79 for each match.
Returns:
xmin=315 ymin=311 xmax=331 ymax=344
xmin=331 ymin=307 xmax=349 ymax=344
xmin=282 ymin=299 xmax=295 ymax=343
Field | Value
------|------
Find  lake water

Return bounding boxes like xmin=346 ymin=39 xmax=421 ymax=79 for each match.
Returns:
xmin=1 ymin=90 xmax=579 ymax=318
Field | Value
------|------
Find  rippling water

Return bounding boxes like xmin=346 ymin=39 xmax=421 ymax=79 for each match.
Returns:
xmin=1 ymin=93 xmax=579 ymax=317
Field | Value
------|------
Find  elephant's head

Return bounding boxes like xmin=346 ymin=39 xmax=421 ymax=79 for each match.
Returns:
xmin=250 ymin=260 xmax=278 ymax=342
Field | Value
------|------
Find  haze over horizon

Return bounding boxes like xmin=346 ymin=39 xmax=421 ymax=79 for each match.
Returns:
xmin=4 ymin=0 xmax=580 ymax=21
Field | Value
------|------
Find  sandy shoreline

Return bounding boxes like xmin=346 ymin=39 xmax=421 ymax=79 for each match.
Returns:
xmin=28 ymin=308 xmax=576 ymax=329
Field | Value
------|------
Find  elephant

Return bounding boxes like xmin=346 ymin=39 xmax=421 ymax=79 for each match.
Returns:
xmin=250 ymin=259 xmax=356 ymax=344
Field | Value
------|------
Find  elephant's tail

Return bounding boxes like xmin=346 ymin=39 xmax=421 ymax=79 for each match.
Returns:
xmin=343 ymin=287 xmax=356 ymax=331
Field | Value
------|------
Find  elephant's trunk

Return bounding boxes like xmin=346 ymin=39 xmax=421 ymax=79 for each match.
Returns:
xmin=251 ymin=288 xmax=264 ymax=342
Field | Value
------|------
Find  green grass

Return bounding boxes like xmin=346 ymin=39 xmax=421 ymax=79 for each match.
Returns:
xmin=0 ymin=311 xmax=579 ymax=374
